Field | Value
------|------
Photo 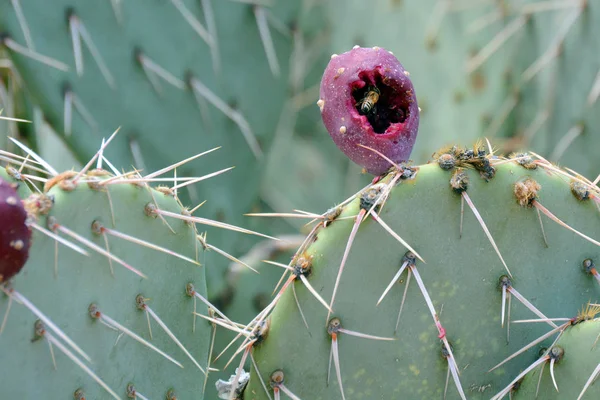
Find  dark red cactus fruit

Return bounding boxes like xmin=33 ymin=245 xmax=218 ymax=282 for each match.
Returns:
xmin=0 ymin=178 xmax=31 ymax=282
xmin=319 ymin=46 xmax=419 ymax=175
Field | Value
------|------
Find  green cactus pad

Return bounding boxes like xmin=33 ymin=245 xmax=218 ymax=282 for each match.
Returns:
xmin=511 ymin=317 xmax=600 ymax=400
xmin=0 ymin=170 xmax=211 ymax=398
xmin=244 ymin=152 xmax=600 ymax=399
xmin=322 ymin=1 xmax=600 ymax=178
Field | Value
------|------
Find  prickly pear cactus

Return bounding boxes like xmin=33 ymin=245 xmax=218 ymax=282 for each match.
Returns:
xmin=243 ymin=150 xmax=600 ymax=399
xmin=510 ymin=316 xmax=600 ymax=400
xmin=0 ymin=145 xmax=249 ymax=398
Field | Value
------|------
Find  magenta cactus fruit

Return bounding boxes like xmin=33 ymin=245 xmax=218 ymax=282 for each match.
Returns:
xmin=319 ymin=46 xmax=420 ymax=175
xmin=0 ymin=178 xmax=31 ymax=282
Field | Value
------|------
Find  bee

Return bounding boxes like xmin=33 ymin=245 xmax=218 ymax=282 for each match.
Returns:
xmin=357 ymin=86 xmax=380 ymax=114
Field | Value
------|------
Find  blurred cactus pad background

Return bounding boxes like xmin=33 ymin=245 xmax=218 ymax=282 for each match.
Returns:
xmin=0 ymin=0 xmax=599 ymax=399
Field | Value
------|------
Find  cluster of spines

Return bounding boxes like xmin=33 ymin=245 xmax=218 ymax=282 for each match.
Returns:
xmin=5 ymin=134 xmax=596 ymax=399
xmin=0 ymin=127 xmax=286 ymax=398
xmin=232 ymin=141 xmax=600 ymax=399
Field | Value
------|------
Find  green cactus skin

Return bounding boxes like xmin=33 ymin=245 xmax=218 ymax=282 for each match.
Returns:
xmin=244 ymin=151 xmax=600 ymax=399
xmin=0 ymin=167 xmax=211 ymax=398
xmin=510 ymin=317 xmax=600 ymax=399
